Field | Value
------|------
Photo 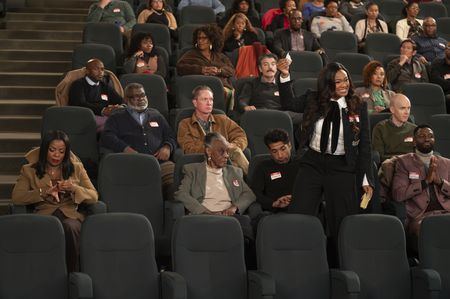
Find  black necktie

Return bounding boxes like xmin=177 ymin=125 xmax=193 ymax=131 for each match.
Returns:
xmin=320 ymin=101 xmax=341 ymax=154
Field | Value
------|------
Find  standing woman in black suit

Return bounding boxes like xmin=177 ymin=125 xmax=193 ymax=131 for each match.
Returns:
xmin=279 ymin=61 xmax=374 ymax=264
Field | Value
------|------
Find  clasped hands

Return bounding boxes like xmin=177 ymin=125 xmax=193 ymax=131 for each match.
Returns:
xmin=43 ymin=180 xmax=75 ymax=203
xmin=205 ymin=205 xmax=238 ymax=216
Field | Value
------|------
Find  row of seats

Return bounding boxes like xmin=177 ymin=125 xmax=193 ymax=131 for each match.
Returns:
xmin=1 ymin=212 xmax=449 ymax=298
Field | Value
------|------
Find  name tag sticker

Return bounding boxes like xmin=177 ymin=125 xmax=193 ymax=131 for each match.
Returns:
xmin=445 ymin=74 xmax=450 ymax=80
xmin=233 ymin=179 xmax=240 ymax=187
xmin=409 ymin=172 xmax=420 ymax=179
xmin=113 ymin=8 xmax=121 ymax=12
xmin=415 ymin=72 xmax=422 ymax=79
xmin=149 ymin=121 xmax=159 ymax=127
xmin=439 ymin=43 xmax=446 ymax=48
xmin=136 ymin=62 xmax=145 ymax=67
xmin=404 ymin=136 xmax=413 ymax=142
xmin=274 ymin=91 xmax=280 ymax=96
xmin=101 ymin=94 xmax=108 ymax=101
xmin=270 ymin=172 xmax=282 ymax=180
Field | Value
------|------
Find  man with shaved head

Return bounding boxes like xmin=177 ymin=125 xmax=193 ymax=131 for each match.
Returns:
xmin=412 ymin=17 xmax=448 ymax=63
xmin=372 ymin=93 xmax=417 ymax=162
xmin=69 ymin=58 xmax=123 ymax=130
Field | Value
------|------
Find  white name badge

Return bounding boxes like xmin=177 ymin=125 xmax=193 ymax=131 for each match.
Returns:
xmin=113 ymin=8 xmax=121 ymax=12
xmin=270 ymin=171 xmax=282 ymax=180
xmin=233 ymin=179 xmax=240 ymax=187
xmin=404 ymin=136 xmax=413 ymax=142
xmin=101 ymin=94 xmax=108 ymax=101
xmin=149 ymin=121 xmax=159 ymax=127
xmin=409 ymin=172 xmax=420 ymax=179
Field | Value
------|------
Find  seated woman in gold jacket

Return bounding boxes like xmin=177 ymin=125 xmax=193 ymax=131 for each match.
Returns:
xmin=12 ymin=130 xmax=98 ymax=271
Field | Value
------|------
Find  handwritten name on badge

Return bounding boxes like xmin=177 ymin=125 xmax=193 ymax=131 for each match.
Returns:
xmin=149 ymin=121 xmax=159 ymax=127
xmin=270 ymin=172 xmax=282 ymax=180
xmin=233 ymin=179 xmax=240 ymax=187
xmin=409 ymin=172 xmax=420 ymax=180
xmin=113 ymin=8 xmax=121 ymax=12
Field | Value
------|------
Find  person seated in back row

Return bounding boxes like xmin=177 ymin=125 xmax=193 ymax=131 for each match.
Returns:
xmin=100 ymin=83 xmax=176 ymax=199
xmin=87 ymin=0 xmax=136 ymax=35
xmin=68 ymin=58 xmax=124 ymax=131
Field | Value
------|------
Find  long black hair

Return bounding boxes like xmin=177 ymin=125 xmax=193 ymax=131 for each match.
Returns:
xmin=302 ymin=63 xmax=362 ymax=133
xmin=127 ymin=32 xmax=159 ymax=58
xmin=33 ymin=130 xmax=74 ymax=180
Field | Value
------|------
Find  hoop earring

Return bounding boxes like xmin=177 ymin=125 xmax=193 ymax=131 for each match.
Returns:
xmin=207 ymin=156 xmax=211 ymax=161
xmin=195 ymin=43 xmax=198 ymax=48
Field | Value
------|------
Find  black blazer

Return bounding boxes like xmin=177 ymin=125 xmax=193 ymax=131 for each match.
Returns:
xmin=279 ymin=79 xmax=374 ymax=187
xmin=272 ymin=28 xmax=321 ymax=58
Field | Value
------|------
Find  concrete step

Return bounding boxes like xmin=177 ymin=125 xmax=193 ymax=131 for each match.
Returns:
xmin=0 ymin=153 xmax=27 ymax=175
xmin=0 ymin=199 xmax=11 ymax=216
xmin=0 ymin=49 xmax=72 ymax=61
xmin=0 ymin=100 xmax=54 ymax=115
xmin=0 ymin=60 xmax=71 ymax=73
xmin=2 ymin=20 xmax=86 ymax=31
xmin=0 ymin=116 xmax=42 ymax=133
xmin=0 ymin=175 xmax=17 ymax=203
xmin=0 ymin=39 xmax=80 ymax=51
xmin=26 ymin=0 xmax=94 ymax=8
xmin=0 ymin=30 xmax=82 ymax=40
xmin=0 ymin=72 xmax=63 ymax=87
xmin=0 ymin=86 xmax=55 ymax=100
xmin=0 ymin=132 xmax=40 ymax=153
xmin=9 ymin=7 xmax=89 ymax=14
xmin=6 ymin=12 xmax=87 ymax=22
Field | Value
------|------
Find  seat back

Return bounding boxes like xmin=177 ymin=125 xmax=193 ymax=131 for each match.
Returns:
xmin=179 ymin=5 xmax=216 ymax=25
xmin=175 ymin=75 xmax=225 ymax=111
xmin=430 ymin=114 xmax=450 ymax=159
xmin=365 ymin=33 xmax=401 ymax=65
xmin=177 ymin=24 xmax=202 ymax=50
xmin=289 ymin=51 xmax=323 ymax=80
xmin=258 ymin=0 xmax=279 ymax=14
xmin=436 ymin=17 xmax=450 ymax=41
xmin=418 ymin=2 xmax=448 ymax=19
xmin=0 ymin=215 xmax=67 ymax=299
xmin=120 ymin=73 xmax=169 ymax=120
xmin=257 ymin=214 xmax=330 ymax=299
xmin=172 ymin=215 xmax=247 ymax=299
xmin=419 ymin=214 xmax=450 ymax=299
xmin=72 ymin=43 xmax=116 ymax=73
xmin=42 ymin=106 xmax=99 ymax=165
xmin=80 ymin=213 xmax=159 ymax=299
xmin=320 ymin=31 xmax=358 ymax=62
xmin=240 ymin=109 xmax=294 ymax=156
xmin=98 ymin=153 xmax=164 ymax=236
xmin=339 ymin=214 xmax=411 ymax=299
xmin=83 ymin=23 xmax=124 ymax=61
xmin=334 ymin=53 xmax=372 ymax=82
xmin=402 ymin=83 xmax=446 ymax=125
xmin=379 ymin=1 xmax=404 ymax=23
xmin=292 ymin=78 xmax=317 ymax=97
xmin=131 ymin=23 xmax=172 ymax=55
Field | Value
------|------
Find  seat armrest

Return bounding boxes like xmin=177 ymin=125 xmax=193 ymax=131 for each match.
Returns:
xmin=411 ymin=267 xmax=441 ymax=299
xmin=9 ymin=204 xmax=30 ymax=214
xmin=248 ymin=270 xmax=275 ymax=299
xmin=161 ymin=271 xmax=187 ymax=299
xmin=80 ymin=201 xmax=107 ymax=216
xmin=330 ymin=269 xmax=360 ymax=299
xmin=69 ymin=272 xmax=93 ymax=299
xmin=163 ymin=200 xmax=185 ymax=235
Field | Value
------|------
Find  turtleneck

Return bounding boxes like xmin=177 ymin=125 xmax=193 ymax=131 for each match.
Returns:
xmin=415 ymin=149 xmax=433 ymax=168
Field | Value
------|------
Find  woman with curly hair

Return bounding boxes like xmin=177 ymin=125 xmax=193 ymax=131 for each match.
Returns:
xmin=220 ymin=0 xmax=260 ymax=28
xmin=278 ymin=61 xmax=374 ymax=265
xmin=355 ymin=60 xmax=395 ymax=114
xmin=123 ymin=32 xmax=167 ymax=79
xmin=223 ymin=13 xmax=258 ymax=52
xmin=137 ymin=0 xmax=177 ymax=31
xmin=176 ymin=24 xmax=235 ymax=111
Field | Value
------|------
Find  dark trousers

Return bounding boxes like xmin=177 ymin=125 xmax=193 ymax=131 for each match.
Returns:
xmin=52 ymin=209 xmax=82 ymax=272
xmin=288 ymin=149 xmax=359 ymax=266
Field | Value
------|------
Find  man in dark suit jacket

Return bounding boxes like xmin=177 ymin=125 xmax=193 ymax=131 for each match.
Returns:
xmin=272 ymin=9 xmax=323 ymax=58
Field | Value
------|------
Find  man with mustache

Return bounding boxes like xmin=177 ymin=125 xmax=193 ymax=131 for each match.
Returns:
xmin=237 ymin=53 xmax=302 ymax=124
xmin=392 ymin=124 xmax=450 ymax=237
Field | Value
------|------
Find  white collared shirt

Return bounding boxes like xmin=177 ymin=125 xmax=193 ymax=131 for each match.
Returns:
xmin=309 ymin=97 xmax=347 ymax=155
xmin=85 ymin=76 xmax=99 ymax=86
